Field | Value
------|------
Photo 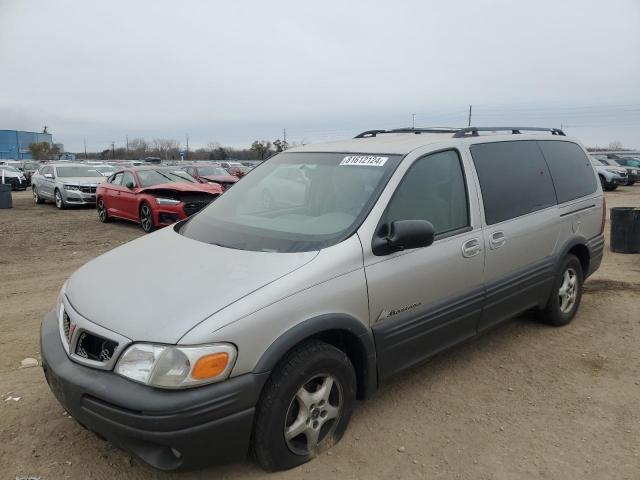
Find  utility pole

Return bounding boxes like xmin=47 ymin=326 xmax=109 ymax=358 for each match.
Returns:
xmin=468 ymin=105 xmax=472 ymax=126
xmin=126 ymin=135 xmax=129 ymax=156
xmin=185 ymin=134 xmax=189 ymax=161
xmin=283 ymin=128 xmax=287 ymax=144
xmin=111 ymin=141 xmax=115 ymax=160
xmin=84 ymin=138 xmax=87 ymax=159
xmin=412 ymin=113 xmax=415 ymax=129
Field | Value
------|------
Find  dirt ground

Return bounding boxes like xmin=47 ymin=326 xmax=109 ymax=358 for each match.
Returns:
xmin=1 ymin=188 xmax=639 ymax=480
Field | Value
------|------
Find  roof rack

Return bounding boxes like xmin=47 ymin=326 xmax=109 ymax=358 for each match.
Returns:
xmin=354 ymin=127 xmax=461 ymax=138
xmin=452 ymin=127 xmax=565 ymax=138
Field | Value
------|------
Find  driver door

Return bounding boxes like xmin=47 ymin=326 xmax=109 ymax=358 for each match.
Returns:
xmin=362 ymin=149 xmax=485 ymax=381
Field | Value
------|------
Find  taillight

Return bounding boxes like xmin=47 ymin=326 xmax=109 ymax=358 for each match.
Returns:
xmin=600 ymin=195 xmax=607 ymax=235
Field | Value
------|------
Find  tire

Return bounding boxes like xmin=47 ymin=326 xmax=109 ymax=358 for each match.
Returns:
xmin=253 ymin=340 xmax=356 ymax=471
xmin=97 ymin=198 xmax=110 ymax=223
xmin=33 ymin=186 xmax=44 ymax=204
xmin=54 ymin=189 xmax=66 ymax=209
xmin=536 ymin=254 xmax=583 ymax=327
xmin=139 ymin=202 xmax=155 ymax=233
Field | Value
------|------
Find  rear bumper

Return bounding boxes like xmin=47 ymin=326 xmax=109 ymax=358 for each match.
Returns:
xmin=40 ymin=310 xmax=269 ymax=470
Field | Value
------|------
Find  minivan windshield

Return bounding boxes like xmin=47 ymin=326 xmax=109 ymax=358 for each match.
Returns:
xmin=56 ymin=166 xmax=102 ymax=177
xmin=180 ymin=152 xmax=402 ymax=252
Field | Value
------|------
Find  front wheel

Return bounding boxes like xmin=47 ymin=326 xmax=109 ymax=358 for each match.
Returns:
xmin=139 ymin=202 xmax=155 ymax=233
xmin=54 ymin=189 xmax=65 ymax=209
xmin=536 ymin=254 xmax=583 ymax=326
xmin=252 ymin=340 xmax=356 ymax=471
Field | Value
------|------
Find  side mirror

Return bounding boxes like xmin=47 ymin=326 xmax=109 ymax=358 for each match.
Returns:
xmin=125 ymin=181 xmax=135 ymax=189
xmin=44 ymin=173 xmax=54 ymax=179
xmin=372 ymin=220 xmax=435 ymax=256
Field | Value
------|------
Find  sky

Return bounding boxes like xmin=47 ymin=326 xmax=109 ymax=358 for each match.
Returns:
xmin=1 ymin=0 xmax=639 ymax=152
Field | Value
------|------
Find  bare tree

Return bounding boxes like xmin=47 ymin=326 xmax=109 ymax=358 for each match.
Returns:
xmin=250 ymin=140 xmax=273 ymax=160
xmin=608 ymin=140 xmax=623 ymax=150
xmin=152 ymin=138 xmax=179 ymax=160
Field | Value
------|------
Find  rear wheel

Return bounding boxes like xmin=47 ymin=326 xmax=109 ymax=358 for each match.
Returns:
xmin=536 ymin=254 xmax=583 ymax=326
xmin=54 ymin=189 xmax=65 ymax=209
xmin=33 ymin=186 xmax=44 ymax=204
xmin=139 ymin=202 xmax=155 ymax=233
xmin=252 ymin=340 xmax=356 ymax=471
xmin=97 ymin=198 xmax=110 ymax=222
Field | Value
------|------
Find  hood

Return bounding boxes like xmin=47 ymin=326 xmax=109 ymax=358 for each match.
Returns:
xmin=200 ymin=175 xmax=239 ymax=183
xmin=65 ymin=226 xmax=318 ymax=343
xmin=139 ymin=181 xmax=222 ymax=195
xmin=58 ymin=176 xmax=105 ymax=184
xmin=0 ymin=170 xmax=21 ymax=178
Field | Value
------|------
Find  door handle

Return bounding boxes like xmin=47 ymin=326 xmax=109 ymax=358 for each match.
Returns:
xmin=462 ymin=238 xmax=481 ymax=258
xmin=490 ymin=231 xmax=506 ymax=249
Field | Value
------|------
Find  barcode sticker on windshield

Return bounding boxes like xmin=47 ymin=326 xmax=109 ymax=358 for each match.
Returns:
xmin=340 ymin=155 xmax=388 ymax=167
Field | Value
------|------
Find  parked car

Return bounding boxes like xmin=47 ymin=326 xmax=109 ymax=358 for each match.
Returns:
xmin=93 ymin=164 xmax=117 ymax=178
xmin=0 ymin=164 xmax=27 ymax=190
xmin=41 ymin=127 xmax=605 ymax=472
xmin=590 ymin=156 xmax=627 ymax=190
xmin=182 ymin=164 xmax=239 ymax=190
xmin=226 ymin=165 xmax=252 ymax=178
xmin=615 ymin=156 xmax=640 ymax=169
xmin=596 ymin=158 xmax=638 ymax=185
xmin=95 ymin=166 xmax=223 ymax=232
xmin=220 ymin=161 xmax=244 ymax=169
xmin=1 ymin=159 xmax=40 ymax=185
xmin=31 ymin=163 xmax=105 ymax=208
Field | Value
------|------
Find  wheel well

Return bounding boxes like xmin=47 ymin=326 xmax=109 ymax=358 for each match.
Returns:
xmin=568 ymin=244 xmax=590 ymax=277
xmin=309 ymin=330 xmax=368 ymax=400
xmin=266 ymin=328 xmax=372 ymax=401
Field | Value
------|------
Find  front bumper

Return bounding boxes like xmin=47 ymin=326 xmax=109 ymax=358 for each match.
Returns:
xmin=62 ymin=189 xmax=97 ymax=205
xmin=40 ymin=310 xmax=269 ymax=470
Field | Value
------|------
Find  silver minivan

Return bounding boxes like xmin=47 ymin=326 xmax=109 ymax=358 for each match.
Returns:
xmin=41 ymin=127 xmax=605 ymax=471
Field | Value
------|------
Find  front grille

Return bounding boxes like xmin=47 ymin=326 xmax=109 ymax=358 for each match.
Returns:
xmin=75 ymin=331 xmax=119 ymax=363
xmin=183 ymin=200 xmax=213 ymax=216
xmin=80 ymin=185 xmax=96 ymax=194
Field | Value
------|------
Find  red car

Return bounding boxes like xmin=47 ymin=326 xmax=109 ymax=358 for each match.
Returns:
xmin=227 ymin=165 xmax=252 ymax=178
xmin=96 ymin=167 xmax=223 ymax=232
xmin=182 ymin=164 xmax=239 ymax=190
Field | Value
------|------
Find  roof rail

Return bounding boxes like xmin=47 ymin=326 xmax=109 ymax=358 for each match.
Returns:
xmin=452 ymin=127 xmax=565 ymax=138
xmin=354 ymin=127 xmax=461 ymax=138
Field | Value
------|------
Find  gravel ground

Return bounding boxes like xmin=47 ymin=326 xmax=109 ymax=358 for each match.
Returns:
xmin=1 ymin=188 xmax=639 ymax=480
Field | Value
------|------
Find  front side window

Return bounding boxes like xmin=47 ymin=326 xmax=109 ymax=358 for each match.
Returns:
xmin=110 ymin=173 xmax=123 ymax=185
xmin=470 ymin=141 xmax=557 ymax=225
xmin=122 ymin=172 xmax=136 ymax=187
xmin=383 ymin=150 xmax=469 ymax=235
xmin=180 ymin=152 xmax=403 ymax=252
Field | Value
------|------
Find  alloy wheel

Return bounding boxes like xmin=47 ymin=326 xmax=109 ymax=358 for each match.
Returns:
xmin=284 ymin=374 xmax=342 ymax=456
xmin=558 ymin=267 xmax=578 ymax=314
xmin=55 ymin=191 xmax=62 ymax=208
xmin=140 ymin=204 xmax=153 ymax=232
xmin=98 ymin=200 xmax=107 ymax=221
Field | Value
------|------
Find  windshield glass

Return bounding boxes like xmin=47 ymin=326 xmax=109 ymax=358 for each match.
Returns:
xmin=622 ymin=157 xmax=640 ymax=167
xmin=197 ymin=166 xmax=230 ymax=176
xmin=56 ymin=166 xmax=101 ymax=177
xmin=180 ymin=152 xmax=402 ymax=252
xmin=590 ymin=158 xmax=604 ymax=166
xmin=137 ymin=169 xmax=195 ymax=187
xmin=0 ymin=166 xmax=19 ymax=173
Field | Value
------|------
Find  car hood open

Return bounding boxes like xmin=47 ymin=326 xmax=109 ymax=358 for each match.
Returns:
xmin=65 ymin=226 xmax=318 ymax=343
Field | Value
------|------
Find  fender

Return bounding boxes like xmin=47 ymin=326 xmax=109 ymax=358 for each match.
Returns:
xmin=253 ymin=314 xmax=378 ymax=399
xmin=555 ymin=233 xmax=604 ymax=279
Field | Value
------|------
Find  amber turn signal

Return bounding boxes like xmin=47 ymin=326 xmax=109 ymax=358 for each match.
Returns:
xmin=191 ymin=352 xmax=229 ymax=380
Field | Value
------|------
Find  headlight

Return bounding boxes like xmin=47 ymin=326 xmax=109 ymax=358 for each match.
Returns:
xmin=115 ymin=343 xmax=236 ymax=388
xmin=56 ymin=281 xmax=68 ymax=320
xmin=155 ymin=197 xmax=180 ymax=205
xmin=63 ymin=184 xmax=80 ymax=191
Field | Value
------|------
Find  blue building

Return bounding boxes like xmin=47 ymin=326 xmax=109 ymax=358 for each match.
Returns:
xmin=0 ymin=130 xmax=53 ymax=159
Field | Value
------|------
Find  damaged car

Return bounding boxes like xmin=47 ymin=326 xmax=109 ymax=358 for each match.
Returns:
xmin=95 ymin=167 xmax=223 ymax=232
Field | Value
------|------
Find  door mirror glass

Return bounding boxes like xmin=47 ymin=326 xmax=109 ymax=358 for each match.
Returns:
xmin=372 ymin=220 xmax=435 ymax=255
xmin=125 ymin=181 xmax=135 ymax=189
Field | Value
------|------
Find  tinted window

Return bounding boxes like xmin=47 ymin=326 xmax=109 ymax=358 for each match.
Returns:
xmin=385 ymin=150 xmax=468 ymax=235
xmin=470 ymin=141 xmax=556 ymax=225
xmin=538 ymin=141 xmax=597 ymax=203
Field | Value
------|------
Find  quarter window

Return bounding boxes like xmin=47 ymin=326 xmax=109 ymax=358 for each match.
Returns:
xmin=470 ymin=141 xmax=557 ymax=225
xmin=384 ymin=150 xmax=469 ymax=235
xmin=537 ymin=141 xmax=597 ymax=203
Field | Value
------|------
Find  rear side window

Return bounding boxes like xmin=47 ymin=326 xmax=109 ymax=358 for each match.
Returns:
xmin=537 ymin=141 xmax=597 ymax=203
xmin=385 ymin=150 xmax=469 ymax=235
xmin=470 ymin=141 xmax=556 ymax=225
